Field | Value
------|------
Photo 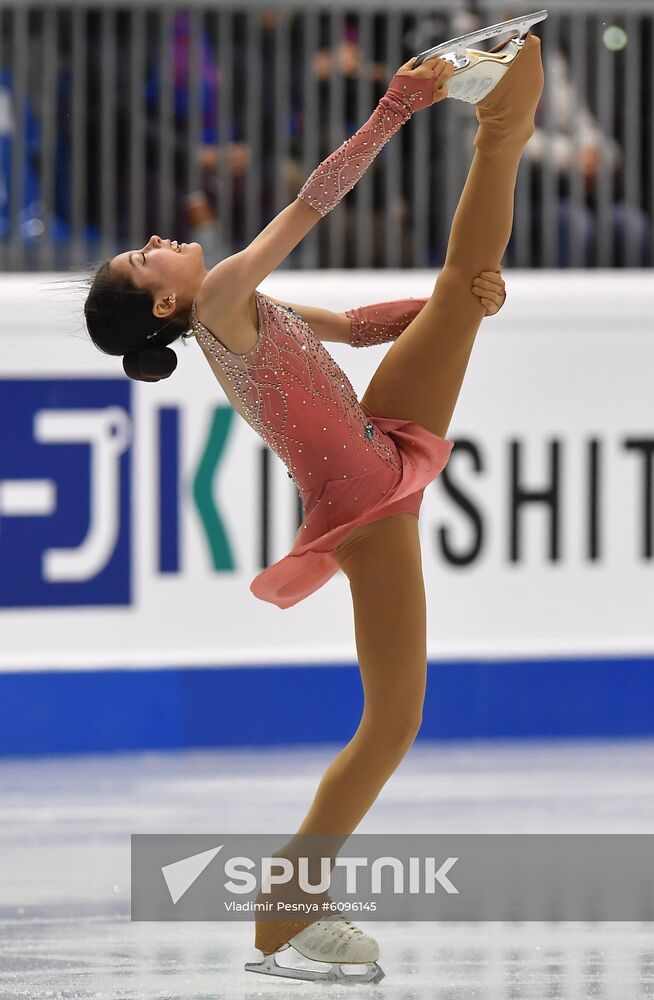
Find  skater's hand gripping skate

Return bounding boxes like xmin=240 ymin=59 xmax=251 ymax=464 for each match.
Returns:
xmin=394 ymin=55 xmax=455 ymax=105
xmin=472 ymin=268 xmax=506 ymax=316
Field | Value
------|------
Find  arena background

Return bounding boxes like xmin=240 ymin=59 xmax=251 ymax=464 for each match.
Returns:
xmin=1 ymin=0 xmax=652 ymax=756
xmin=1 ymin=2 xmax=654 ymax=994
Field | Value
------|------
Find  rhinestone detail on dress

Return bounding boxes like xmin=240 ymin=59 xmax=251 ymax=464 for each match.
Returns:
xmin=189 ymin=292 xmax=402 ymax=495
xmin=297 ymin=73 xmax=435 ymax=218
xmin=346 ymin=298 xmax=429 ymax=348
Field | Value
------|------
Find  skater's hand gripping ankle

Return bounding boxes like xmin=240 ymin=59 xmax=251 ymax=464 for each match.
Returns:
xmin=472 ymin=268 xmax=506 ymax=316
xmin=394 ymin=55 xmax=454 ymax=105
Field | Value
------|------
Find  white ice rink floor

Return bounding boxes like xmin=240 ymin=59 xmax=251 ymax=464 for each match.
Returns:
xmin=2 ymin=739 xmax=654 ymax=999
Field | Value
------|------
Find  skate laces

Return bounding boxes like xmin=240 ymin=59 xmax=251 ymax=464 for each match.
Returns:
xmin=324 ymin=915 xmax=365 ymax=939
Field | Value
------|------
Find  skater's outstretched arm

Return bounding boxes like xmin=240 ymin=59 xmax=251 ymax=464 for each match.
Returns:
xmin=260 ymin=268 xmax=506 ymax=348
xmin=198 ymin=57 xmax=453 ymax=311
xmin=260 ymin=297 xmax=431 ymax=346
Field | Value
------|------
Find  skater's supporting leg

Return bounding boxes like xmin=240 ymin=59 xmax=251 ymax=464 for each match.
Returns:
xmin=360 ymin=34 xmax=544 ymax=438
xmin=255 ymin=513 xmax=426 ymax=954
xmin=297 ymin=514 xmax=427 ymax=835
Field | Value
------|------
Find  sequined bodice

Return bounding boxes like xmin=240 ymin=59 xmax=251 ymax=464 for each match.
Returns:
xmin=190 ymin=291 xmax=402 ymax=495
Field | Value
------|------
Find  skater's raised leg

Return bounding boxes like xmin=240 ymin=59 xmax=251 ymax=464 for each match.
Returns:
xmin=360 ymin=33 xmax=544 ymax=438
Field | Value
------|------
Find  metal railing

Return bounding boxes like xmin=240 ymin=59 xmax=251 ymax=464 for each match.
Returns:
xmin=0 ymin=0 xmax=651 ymax=271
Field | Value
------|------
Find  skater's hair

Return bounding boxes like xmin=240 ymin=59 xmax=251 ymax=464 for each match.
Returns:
xmin=83 ymin=260 xmax=190 ymax=382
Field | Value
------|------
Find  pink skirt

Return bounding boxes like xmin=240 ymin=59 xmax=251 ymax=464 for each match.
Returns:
xmin=250 ymin=411 xmax=454 ymax=609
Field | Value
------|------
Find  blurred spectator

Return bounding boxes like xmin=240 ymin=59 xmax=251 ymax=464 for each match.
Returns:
xmin=309 ymin=17 xmax=390 ymax=266
xmin=306 ymin=14 xmax=453 ymax=267
xmin=522 ymin=46 xmax=651 ymax=266
xmin=143 ymin=10 xmax=251 ymax=263
xmin=0 ymin=68 xmax=45 ymax=251
xmin=0 ymin=72 xmax=13 ymax=239
xmin=486 ymin=3 xmax=651 ymax=266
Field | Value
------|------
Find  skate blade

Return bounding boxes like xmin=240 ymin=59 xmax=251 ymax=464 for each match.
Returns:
xmin=413 ymin=9 xmax=548 ymax=67
xmin=245 ymin=952 xmax=385 ymax=984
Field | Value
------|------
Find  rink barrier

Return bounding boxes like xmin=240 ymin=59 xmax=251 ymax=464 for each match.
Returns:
xmin=1 ymin=655 xmax=654 ymax=756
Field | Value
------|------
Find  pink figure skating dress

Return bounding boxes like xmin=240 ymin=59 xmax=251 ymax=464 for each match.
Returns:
xmin=190 ymin=67 xmax=454 ymax=609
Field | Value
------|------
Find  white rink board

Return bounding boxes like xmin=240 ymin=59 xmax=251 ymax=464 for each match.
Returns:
xmin=0 ymin=271 xmax=652 ymax=670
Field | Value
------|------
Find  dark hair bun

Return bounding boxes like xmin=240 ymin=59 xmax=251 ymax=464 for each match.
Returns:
xmin=123 ymin=346 xmax=178 ymax=382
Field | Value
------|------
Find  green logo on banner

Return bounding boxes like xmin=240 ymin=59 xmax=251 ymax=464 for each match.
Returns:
xmin=193 ymin=408 xmax=236 ymax=571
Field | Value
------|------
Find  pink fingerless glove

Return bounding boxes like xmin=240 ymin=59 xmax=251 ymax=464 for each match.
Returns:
xmin=298 ymin=73 xmax=435 ymax=217
xmin=345 ymin=297 xmax=428 ymax=348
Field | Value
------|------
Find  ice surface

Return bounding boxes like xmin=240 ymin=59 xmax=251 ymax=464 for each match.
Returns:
xmin=2 ymin=739 xmax=654 ymax=998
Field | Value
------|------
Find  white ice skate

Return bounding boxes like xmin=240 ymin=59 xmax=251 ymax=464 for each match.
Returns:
xmin=244 ymin=913 xmax=385 ymax=984
xmin=413 ymin=9 xmax=548 ymax=104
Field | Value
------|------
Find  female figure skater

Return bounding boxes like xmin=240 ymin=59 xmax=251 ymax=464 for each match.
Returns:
xmin=84 ymin=11 xmax=545 ymax=984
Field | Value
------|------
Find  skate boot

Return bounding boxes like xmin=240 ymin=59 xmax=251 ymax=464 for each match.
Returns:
xmin=245 ymin=913 xmax=385 ymax=984
xmin=413 ymin=9 xmax=547 ymax=106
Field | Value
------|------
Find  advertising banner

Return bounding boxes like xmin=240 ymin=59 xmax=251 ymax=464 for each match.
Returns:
xmin=1 ymin=271 xmax=651 ymax=672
